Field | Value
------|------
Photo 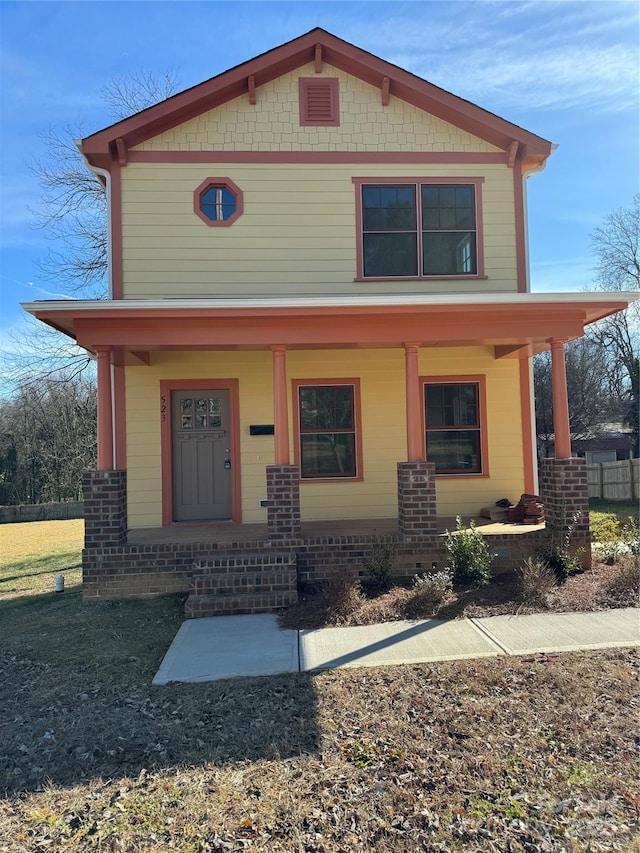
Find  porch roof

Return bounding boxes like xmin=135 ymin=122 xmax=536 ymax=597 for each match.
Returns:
xmin=23 ymin=292 xmax=636 ymax=362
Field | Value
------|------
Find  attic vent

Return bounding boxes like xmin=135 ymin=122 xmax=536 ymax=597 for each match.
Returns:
xmin=299 ymin=78 xmax=339 ymax=126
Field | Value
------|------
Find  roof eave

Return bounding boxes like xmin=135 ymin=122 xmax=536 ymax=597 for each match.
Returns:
xmin=81 ymin=28 xmax=552 ymax=168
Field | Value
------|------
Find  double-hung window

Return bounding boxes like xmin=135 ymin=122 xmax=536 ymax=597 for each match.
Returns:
xmin=424 ymin=379 xmax=485 ymax=475
xmin=356 ymin=179 xmax=481 ymax=278
xmin=295 ymin=381 xmax=361 ymax=480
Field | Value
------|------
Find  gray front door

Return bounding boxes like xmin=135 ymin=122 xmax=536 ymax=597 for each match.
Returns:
xmin=172 ymin=389 xmax=232 ymax=522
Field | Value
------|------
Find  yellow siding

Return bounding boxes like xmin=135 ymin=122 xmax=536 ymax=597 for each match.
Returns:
xmin=124 ymin=347 xmax=525 ymax=528
xmin=133 ymin=64 xmax=501 ymax=154
xmin=120 ymin=161 xmax=516 ymax=298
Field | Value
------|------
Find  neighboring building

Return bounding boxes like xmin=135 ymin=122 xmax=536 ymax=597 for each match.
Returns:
xmin=574 ymin=424 xmax=635 ymax=463
xmin=24 ymin=29 xmax=637 ymax=611
xmin=539 ymin=424 xmax=635 ymax=462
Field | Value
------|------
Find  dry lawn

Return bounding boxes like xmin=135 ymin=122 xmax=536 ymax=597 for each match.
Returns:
xmin=0 ymin=643 xmax=638 ymax=852
xmin=0 ymin=518 xmax=638 ymax=851
xmin=0 ymin=519 xmax=84 ymax=599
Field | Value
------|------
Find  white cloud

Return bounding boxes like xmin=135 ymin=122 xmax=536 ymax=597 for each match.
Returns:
xmin=351 ymin=1 xmax=638 ymax=114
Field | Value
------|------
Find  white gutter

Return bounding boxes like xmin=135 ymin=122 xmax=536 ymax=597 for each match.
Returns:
xmin=20 ymin=291 xmax=640 ymax=313
xmin=521 ymin=144 xmax=556 ymax=294
xmin=74 ymin=139 xmax=113 ymax=299
xmin=522 ymin=143 xmax=557 ymax=487
xmin=75 ymin=140 xmax=117 ymax=464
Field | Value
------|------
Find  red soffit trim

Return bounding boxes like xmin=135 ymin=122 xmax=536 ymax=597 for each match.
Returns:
xmin=80 ymin=28 xmax=552 ymax=167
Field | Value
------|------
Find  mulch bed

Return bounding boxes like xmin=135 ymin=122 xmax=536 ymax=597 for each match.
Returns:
xmin=280 ymin=559 xmax=639 ymax=630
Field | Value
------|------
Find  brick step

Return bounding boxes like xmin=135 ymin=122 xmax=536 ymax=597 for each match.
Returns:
xmin=186 ymin=551 xmax=298 ymax=617
xmin=191 ymin=568 xmax=298 ymax=596
xmin=185 ymin=589 xmax=298 ymax=618
xmin=192 ymin=551 xmax=296 ymax=574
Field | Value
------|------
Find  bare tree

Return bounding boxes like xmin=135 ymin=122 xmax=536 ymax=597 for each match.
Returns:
xmin=29 ymin=125 xmax=108 ymax=298
xmin=534 ymin=338 xmax=615 ymax=457
xmin=0 ymin=375 xmax=97 ymax=505
xmin=590 ymin=193 xmax=639 ymax=292
xmin=101 ymin=70 xmax=180 ymax=120
xmin=587 ymin=195 xmax=640 ymax=455
xmin=29 ymin=69 xmax=181 ymax=300
xmin=4 ymin=320 xmax=94 ymax=390
xmin=5 ymin=70 xmax=183 ymax=392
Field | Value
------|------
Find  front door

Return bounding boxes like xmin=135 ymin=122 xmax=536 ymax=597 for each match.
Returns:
xmin=172 ymin=389 xmax=232 ymax=522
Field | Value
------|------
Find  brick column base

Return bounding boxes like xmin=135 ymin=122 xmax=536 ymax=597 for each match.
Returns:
xmin=397 ymin=461 xmax=437 ymax=539
xmin=266 ymin=464 xmax=301 ymax=541
xmin=82 ymin=470 xmax=127 ymax=548
xmin=539 ymin=457 xmax=591 ymax=566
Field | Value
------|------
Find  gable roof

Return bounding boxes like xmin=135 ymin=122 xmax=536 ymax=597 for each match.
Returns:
xmin=81 ymin=28 xmax=552 ymax=171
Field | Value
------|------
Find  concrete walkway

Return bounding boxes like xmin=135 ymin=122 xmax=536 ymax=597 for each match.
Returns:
xmin=152 ymin=607 xmax=639 ymax=684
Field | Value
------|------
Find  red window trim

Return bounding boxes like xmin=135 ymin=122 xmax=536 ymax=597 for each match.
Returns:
xmin=299 ymin=77 xmax=340 ymax=127
xmin=193 ymin=177 xmax=244 ymax=227
xmin=421 ymin=374 xmax=489 ymax=479
xmin=292 ymin=378 xmax=363 ymax=482
xmin=352 ymin=176 xmax=485 ymax=280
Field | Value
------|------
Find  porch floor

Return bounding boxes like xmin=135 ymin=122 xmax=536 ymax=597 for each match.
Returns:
xmin=127 ymin=516 xmax=543 ymax=546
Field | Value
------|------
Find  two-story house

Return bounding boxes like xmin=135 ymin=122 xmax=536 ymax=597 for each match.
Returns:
xmin=25 ymin=29 xmax=635 ymax=614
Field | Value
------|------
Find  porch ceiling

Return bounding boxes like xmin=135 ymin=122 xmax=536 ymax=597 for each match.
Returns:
xmin=23 ymin=293 xmax=636 ymax=360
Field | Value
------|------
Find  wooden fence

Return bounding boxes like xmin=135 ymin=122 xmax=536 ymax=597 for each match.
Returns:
xmin=0 ymin=501 xmax=84 ymax=524
xmin=587 ymin=459 xmax=639 ymax=501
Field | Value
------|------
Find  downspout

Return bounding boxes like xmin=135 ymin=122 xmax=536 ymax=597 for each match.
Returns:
xmin=522 ymin=144 xmax=558 ymax=492
xmin=75 ymin=140 xmax=117 ymax=467
xmin=521 ymin=144 xmax=556 ymax=294
xmin=75 ymin=140 xmax=113 ymax=298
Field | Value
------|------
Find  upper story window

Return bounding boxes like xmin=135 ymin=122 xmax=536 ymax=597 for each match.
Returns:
xmin=354 ymin=178 xmax=483 ymax=279
xmin=194 ymin=178 xmax=243 ymax=227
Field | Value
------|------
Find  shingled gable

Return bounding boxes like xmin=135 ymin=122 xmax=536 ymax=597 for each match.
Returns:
xmin=80 ymin=27 xmax=552 ymax=171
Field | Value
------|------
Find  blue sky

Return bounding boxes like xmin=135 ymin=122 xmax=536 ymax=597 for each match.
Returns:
xmin=1 ymin=0 xmax=638 ymax=355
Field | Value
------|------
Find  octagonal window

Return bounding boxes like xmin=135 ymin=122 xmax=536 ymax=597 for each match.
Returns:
xmin=194 ymin=178 xmax=243 ymax=227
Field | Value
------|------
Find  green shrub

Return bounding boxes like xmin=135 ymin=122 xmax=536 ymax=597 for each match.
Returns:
xmin=363 ymin=539 xmax=397 ymax=593
xmin=403 ymin=570 xmax=453 ymax=618
xmin=594 ymin=539 xmax=625 ymax=566
xmin=622 ymin=516 xmax=640 ymax=556
xmin=589 ymin=513 xmax=622 ymax=544
xmin=538 ymin=544 xmax=582 ymax=581
xmin=539 ymin=508 xmax=584 ymax=581
xmin=444 ymin=516 xmax=493 ymax=588
xmin=515 ymin=557 xmax=557 ymax=605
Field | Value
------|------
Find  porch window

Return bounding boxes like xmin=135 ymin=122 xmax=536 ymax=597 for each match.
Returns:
xmin=295 ymin=381 xmax=361 ymax=479
xmin=355 ymin=178 xmax=482 ymax=279
xmin=424 ymin=380 xmax=483 ymax=474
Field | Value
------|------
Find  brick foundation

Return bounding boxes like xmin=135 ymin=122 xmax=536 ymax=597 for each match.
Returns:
xmin=397 ymin=461 xmax=437 ymax=539
xmin=81 ymin=524 xmax=550 ymax=601
xmin=539 ymin=457 xmax=591 ymax=566
xmin=79 ymin=463 xmax=558 ymax=603
xmin=266 ymin=464 xmax=301 ymax=542
xmin=82 ymin=470 xmax=127 ymax=548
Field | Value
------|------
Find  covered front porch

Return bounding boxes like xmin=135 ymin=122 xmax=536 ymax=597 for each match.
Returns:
xmin=23 ymin=292 xmax=627 ymax=611
xmin=81 ymin=455 xmax=586 ymax=614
